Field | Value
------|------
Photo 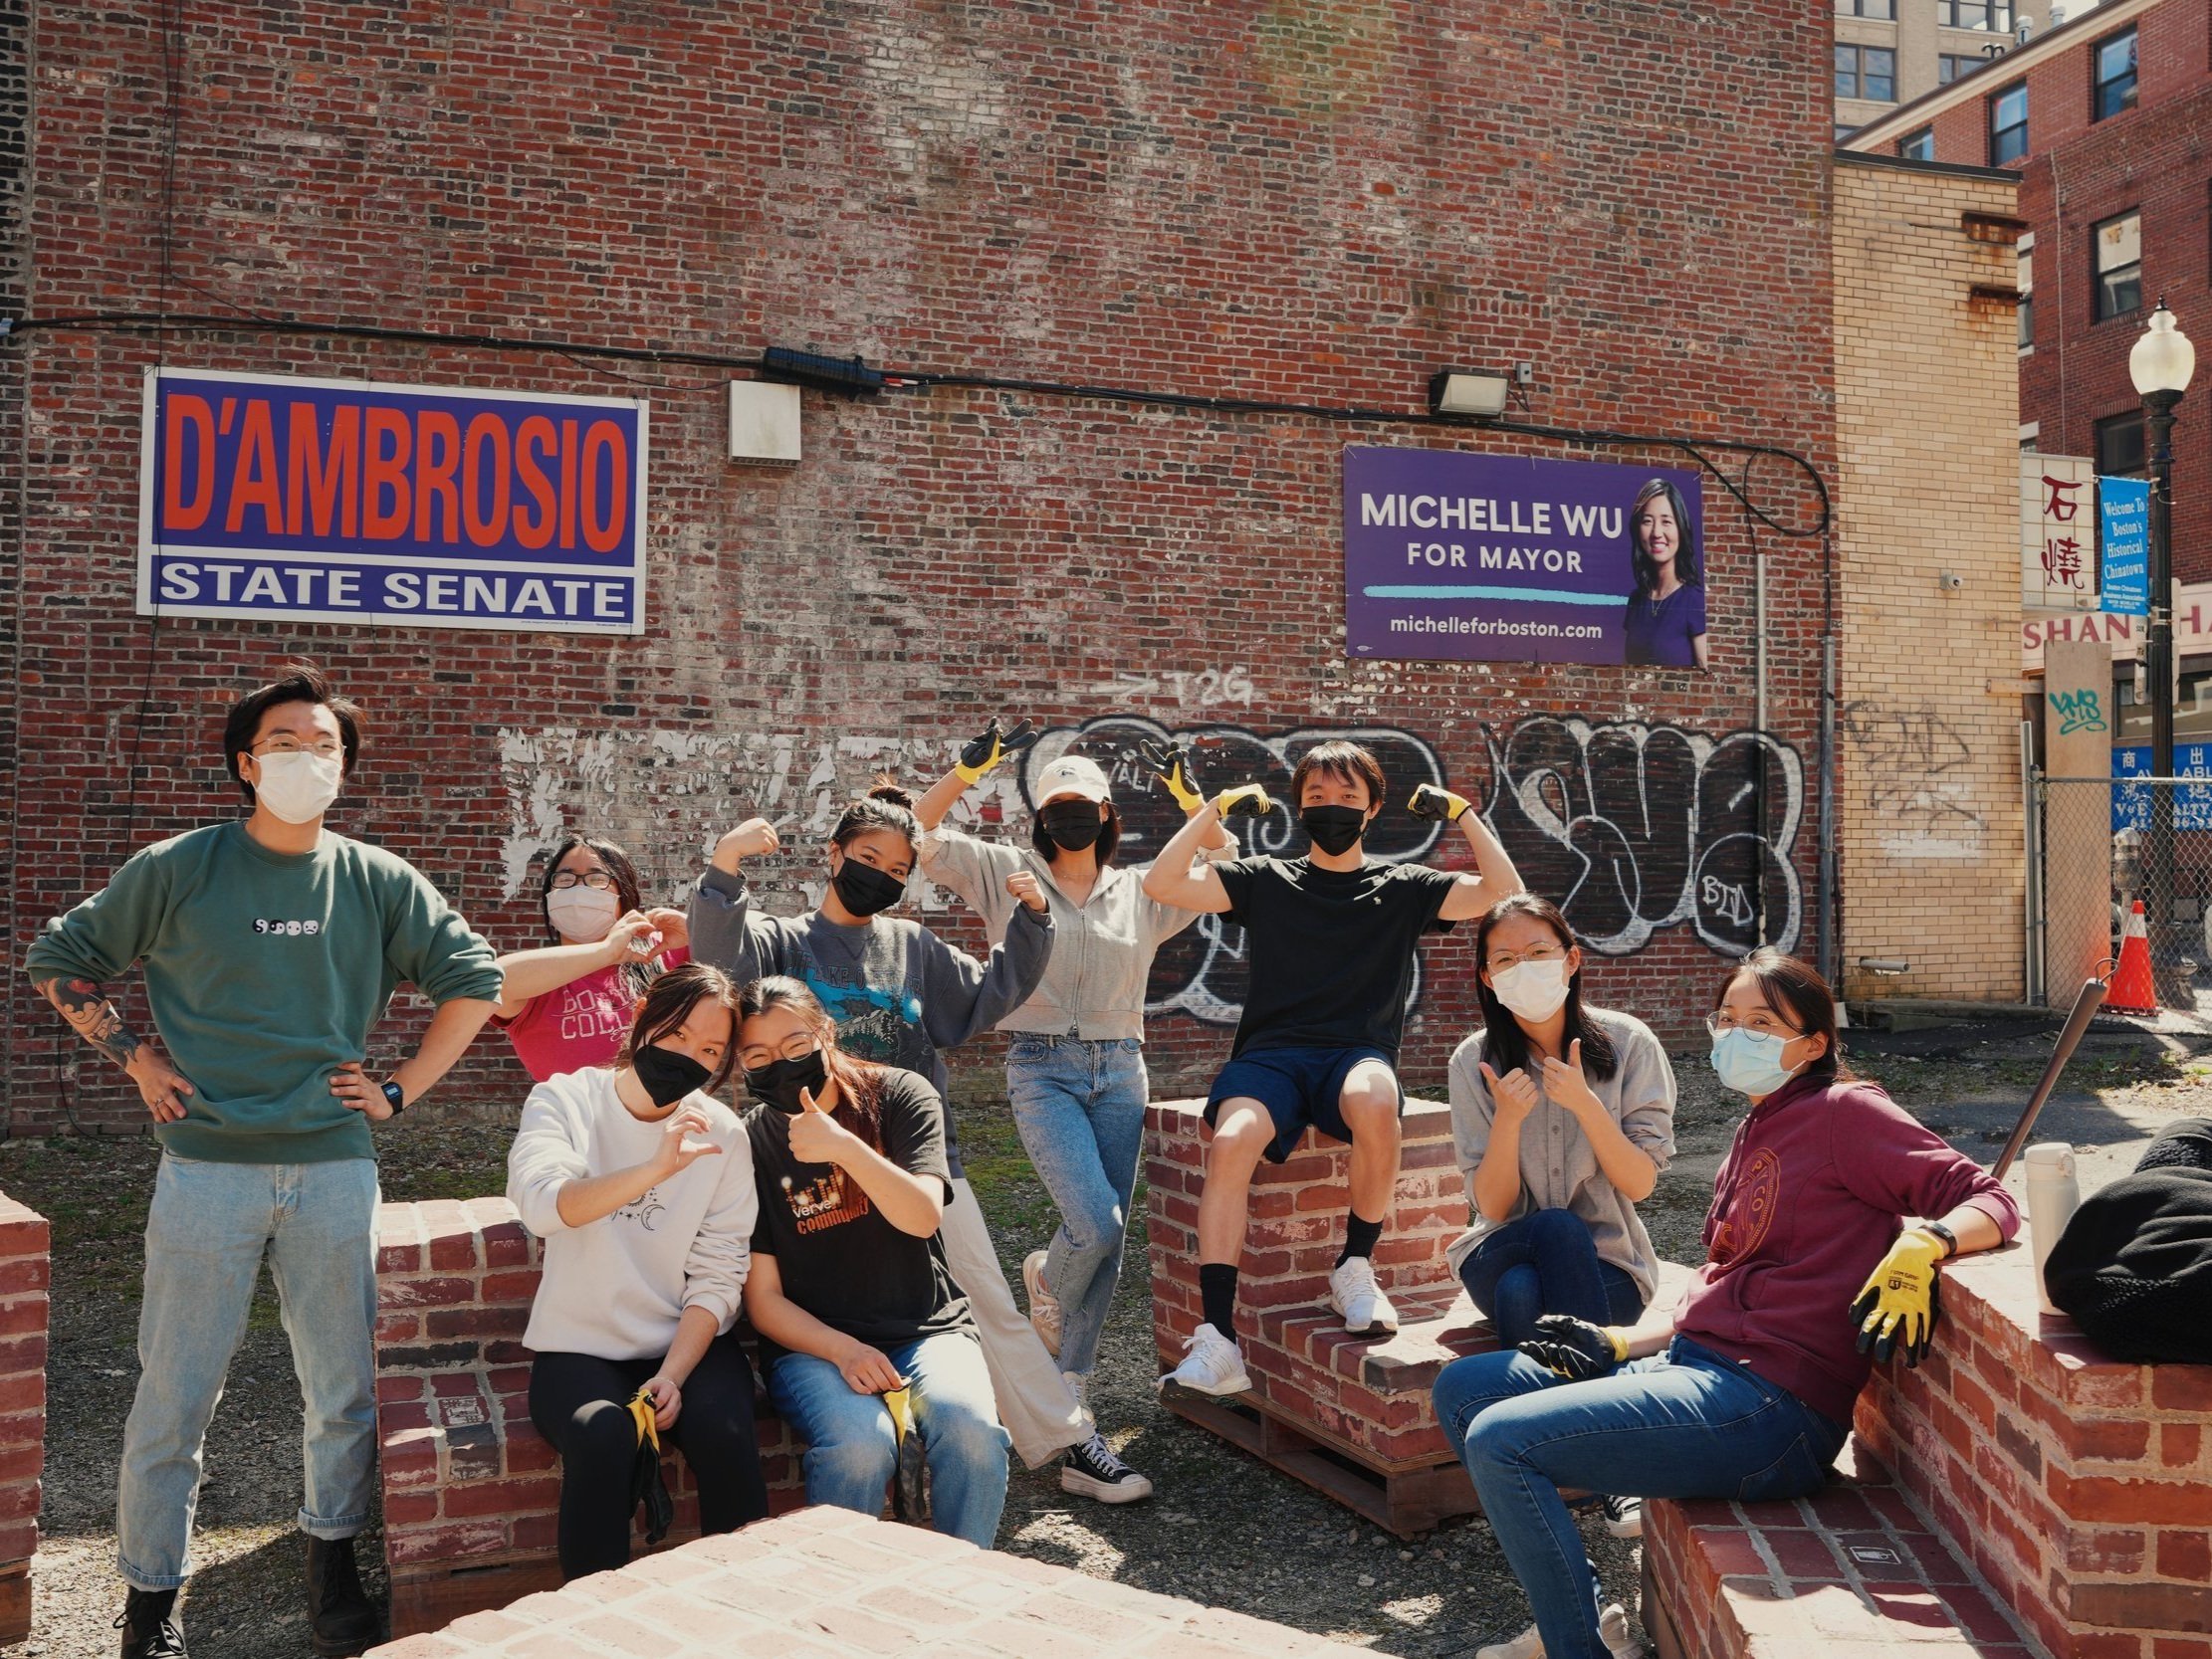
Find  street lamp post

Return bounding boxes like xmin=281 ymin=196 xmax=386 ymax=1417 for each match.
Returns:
xmin=2128 ymin=302 xmax=2195 ymax=996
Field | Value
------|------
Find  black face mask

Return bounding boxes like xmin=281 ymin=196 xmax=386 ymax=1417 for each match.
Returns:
xmin=831 ymin=856 xmax=907 ymax=918
xmin=1300 ymin=805 xmax=1369 ymax=857
xmin=1037 ymin=801 xmax=1105 ymax=853
xmin=746 ymin=1049 xmax=829 ymax=1116
xmin=631 ymin=1044 xmax=712 ymax=1108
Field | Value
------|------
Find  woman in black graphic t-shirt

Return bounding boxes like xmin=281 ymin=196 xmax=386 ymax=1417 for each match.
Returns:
xmin=737 ymin=975 xmax=1010 ymax=1549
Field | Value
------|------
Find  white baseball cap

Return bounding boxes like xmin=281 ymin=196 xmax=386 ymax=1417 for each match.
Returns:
xmin=1032 ymin=754 xmax=1113 ymax=804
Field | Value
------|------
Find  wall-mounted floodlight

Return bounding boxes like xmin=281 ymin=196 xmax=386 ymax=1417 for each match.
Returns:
xmin=1428 ymin=369 xmax=1511 ymax=421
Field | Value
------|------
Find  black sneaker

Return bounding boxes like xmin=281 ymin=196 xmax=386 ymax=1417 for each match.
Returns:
xmin=1060 ymin=1432 xmax=1154 ymax=1504
xmin=1600 ymin=1493 xmax=1643 ymax=1540
xmin=307 ymin=1537 xmax=382 ymax=1657
xmin=114 ymin=1587 xmax=188 ymax=1659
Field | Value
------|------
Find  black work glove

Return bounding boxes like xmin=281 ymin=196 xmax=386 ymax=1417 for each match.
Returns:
xmin=955 ymin=718 xmax=1039 ymax=783
xmin=1135 ymin=739 xmax=1206 ymax=813
xmin=1407 ymin=782 xmax=1474 ymax=823
xmin=1517 ymin=1314 xmax=1629 ymax=1382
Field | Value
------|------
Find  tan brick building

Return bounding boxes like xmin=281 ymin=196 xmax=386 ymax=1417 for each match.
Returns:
xmin=1833 ymin=151 xmax=2029 ymax=1003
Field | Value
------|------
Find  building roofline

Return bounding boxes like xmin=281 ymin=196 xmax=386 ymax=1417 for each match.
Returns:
xmin=1840 ymin=0 xmax=2162 ymax=151
xmin=1834 ymin=148 xmax=2024 ymax=184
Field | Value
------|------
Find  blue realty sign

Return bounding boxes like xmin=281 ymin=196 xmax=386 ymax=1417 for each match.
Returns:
xmin=2100 ymin=477 xmax=2149 ymax=617
xmin=2112 ymin=744 xmax=2212 ymax=833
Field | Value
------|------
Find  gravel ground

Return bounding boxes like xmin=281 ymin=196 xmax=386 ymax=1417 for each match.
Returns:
xmin=2 ymin=1021 xmax=2203 ymax=1658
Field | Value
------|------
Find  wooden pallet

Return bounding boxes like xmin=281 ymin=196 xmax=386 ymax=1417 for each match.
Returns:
xmin=1160 ymin=1387 xmax=1480 ymax=1539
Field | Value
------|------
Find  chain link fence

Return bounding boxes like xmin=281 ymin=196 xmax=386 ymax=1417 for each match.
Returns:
xmin=2037 ymin=775 xmax=2212 ymax=1029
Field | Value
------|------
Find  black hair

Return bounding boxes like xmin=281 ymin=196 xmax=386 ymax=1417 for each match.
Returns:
xmin=737 ymin=974 xmax=887 ymax=1148
xmin=1031 ymin=799 xmax=1123 ymax=867
xmin=613 ymin=961 xmax=744 ymax=1095
xmin=831 ymin=777 xmax=921 ymax=860
xmin=1629 ymin=479 xmax=1702 ymax=599
xmin=1472 ymin=894 xmax=1619 ymax=1084
xmin=1714 ymin=948 xmax=1847 ymax=1081
xmin=1290 ymin=739 xmax=1386 ymax=812
xmin=224 ymin=661 xmax=362 ymax=804
xmin=537 ymin=835 xmax=645 ymax=944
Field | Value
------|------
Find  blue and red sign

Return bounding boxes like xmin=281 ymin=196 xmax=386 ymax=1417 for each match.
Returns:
xmin=138 ymin=368 xmax=648 ymax=633
xmin=1344 ymin=447 xmax=1706 ymax=667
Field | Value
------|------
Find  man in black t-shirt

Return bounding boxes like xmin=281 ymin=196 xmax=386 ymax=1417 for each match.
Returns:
xmin=1142 ymin=739 xmax=1522 ymax=1398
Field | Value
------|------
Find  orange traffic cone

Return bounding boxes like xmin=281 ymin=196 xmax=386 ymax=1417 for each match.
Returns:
xmin=2108 ymin=900 xmax=2159 ymax=1015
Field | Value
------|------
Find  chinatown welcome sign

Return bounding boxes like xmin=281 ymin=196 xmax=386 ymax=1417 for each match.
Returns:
xmin=138 ymin=368 xmax=647 ymax=633
xmin=1343 ymin=447 xmax=1706 ymax=667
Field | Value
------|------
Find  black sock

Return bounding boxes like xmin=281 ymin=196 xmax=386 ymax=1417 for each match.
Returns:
xmin=1338 ymin=1212 xmax=1384 ymax=1267
xmin=1199 ymin=1263 xmax=1239 ymax=1338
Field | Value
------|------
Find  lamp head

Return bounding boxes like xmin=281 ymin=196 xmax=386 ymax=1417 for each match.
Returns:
xmin=2130 ymin=302 xmax=2195 ymax=400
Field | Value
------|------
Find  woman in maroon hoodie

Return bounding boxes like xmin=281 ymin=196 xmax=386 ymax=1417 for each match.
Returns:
xmin=1432 ymin=950 xmax=2020 ymax=1659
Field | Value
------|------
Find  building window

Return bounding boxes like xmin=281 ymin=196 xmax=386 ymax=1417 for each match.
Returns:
xmin=1837 ymin=0 xmax=1895 ymax=13
xmin=2094 ymin=27 xmax=2138 ymax=120
xmin=2020 ymin=422 xmax=2040 ymax=453
xmin=1940 ymin=52 xmax=1994 ymax=85
xmin=1837 ymin=43 xmax=1897 ymax=102
xmin=1941 ymin=0 xmax=2014 ymax=29
xmin=2096 ymin=412 xmax=2146 ymax=478
xmin=2093 ymin=211 xmax=2141 ymax=321
xmin=1898 ymin=125 xmax=1935 ymax=160
xmin=1988 ymin=83 xmax=2028 ymax=163
xmin=1835 ymin=121 xmax=1860 ymax=142
xmin=2018 ymin=240 xmax=2034 ymax=349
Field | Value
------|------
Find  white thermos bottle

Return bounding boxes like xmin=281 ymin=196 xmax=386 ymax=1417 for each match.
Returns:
xmin=2023 ymin=1141 xmax=2082 ymax=1317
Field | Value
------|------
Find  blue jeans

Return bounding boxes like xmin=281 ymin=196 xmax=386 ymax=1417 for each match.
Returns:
xmin=1433 ymin=1338 xmax=1849 ymax=1659
xmin=1459 ymin=1209 xmax=1646 ymax=1351
xmin=1005 ymin=1035 xmax=1148 ymax=1378
xmin=767 ymin=1332 xmax=1010 ymax=1549
xmin=118 ymin=1153 xmax=381 ymax=1589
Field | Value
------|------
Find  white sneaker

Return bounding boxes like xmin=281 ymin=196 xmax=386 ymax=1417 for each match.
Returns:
xmin=1060 ymin=1431 xmax=1154 ymax=1504
xmin=1156 ymin=1323 xmax=1252 ymax=1399
xmin=1600 ymin=1493 xmax=1643 ymax=1539
xmin=1023 ymin=1249 xmax=1063 ymax=1356
xmin=1475 ymin=1605 xmax=1642 ymax=1659
xmin=1328 ymin=1256 xmax=1400 ymax=1337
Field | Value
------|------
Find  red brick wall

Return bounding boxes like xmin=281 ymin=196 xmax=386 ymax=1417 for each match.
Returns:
xmin=0 ymin=1194 xmax=50 ymax=1644
xmin=1854 ymin=1243 xmax=2212 ymax=1659
xmin=6 ymin=1 xmax=1838 ymax=1134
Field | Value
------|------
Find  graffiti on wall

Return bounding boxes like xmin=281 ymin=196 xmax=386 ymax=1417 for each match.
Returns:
xmin=1840 ymin=702 xmax=1985 ymax=859
xmin=1482 ymin=718 xmax=1805 ymax=957
xmin=497 ymin=711 xmax=1805 ymax=1028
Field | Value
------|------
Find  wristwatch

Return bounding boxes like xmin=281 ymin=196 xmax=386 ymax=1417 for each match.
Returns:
xmin=380 ymin=1080 xmax=407 ymax=1118
xmin=1922 ymin=1219 xmax=1958 ymax=1258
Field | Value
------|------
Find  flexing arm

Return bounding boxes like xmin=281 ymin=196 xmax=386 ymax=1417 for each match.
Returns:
xmin=1141 ymin=787 xmax=1268 ymax=913
xmin=916 ymin=907 xmax=1053 ymax=1051
xmin=1438 ymin=800 xmax=1525 ymax=923
xmin=915 ymin=768 xmax=971 ymax=834
xmin=35 ymin=974 xmax=192 ymax=1123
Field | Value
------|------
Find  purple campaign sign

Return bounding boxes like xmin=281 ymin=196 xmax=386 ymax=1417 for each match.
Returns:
xmin=1343 ymin=447 xmax=1704 ymax=666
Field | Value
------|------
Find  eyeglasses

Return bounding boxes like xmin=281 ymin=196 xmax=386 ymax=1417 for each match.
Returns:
xmin=1487 ymin=944 xmax=1567 ymax=973
xmin=744 ymin=1037 xmax=821 ymax=1066
xmin=254 ymin=737 xmax=343 ymax=760
xmin=550 ymin=871 xmax=617 ymax=892
xmin=1706 ymin=1012 xmax=1804 ymax=1038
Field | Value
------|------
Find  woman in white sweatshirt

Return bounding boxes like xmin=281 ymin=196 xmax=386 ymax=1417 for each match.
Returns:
xmin=506 ymin=962 xmax=766 ymax=1579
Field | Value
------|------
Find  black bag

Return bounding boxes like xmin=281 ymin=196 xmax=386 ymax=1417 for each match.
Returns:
xmin=2045 ymin=1118 xmax=2212 ymax=1364
xmin=627 ymin=1389 xmax=675 ymax=1546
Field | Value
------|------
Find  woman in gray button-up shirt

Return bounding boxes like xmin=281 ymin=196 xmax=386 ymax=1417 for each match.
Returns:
xmin=916 ymin=729 xmax=1232 ymax=1501
xmin=1444 ymin=895 xmax=1675 ymax=1360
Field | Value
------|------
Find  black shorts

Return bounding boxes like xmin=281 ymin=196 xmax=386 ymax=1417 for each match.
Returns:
xmin=1204 ymin=1044 xmax=1403 ymax=1163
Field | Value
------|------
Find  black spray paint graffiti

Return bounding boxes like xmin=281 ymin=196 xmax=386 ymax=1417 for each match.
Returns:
xmin=1481 ymin=718 xmax=1804 ymax=957
xmin=1018 ymin=717 xmax=1448 ymax=1025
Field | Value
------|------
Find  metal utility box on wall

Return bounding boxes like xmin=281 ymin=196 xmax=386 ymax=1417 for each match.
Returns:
xmin=729 ymin=381 xmax=801 ymax=464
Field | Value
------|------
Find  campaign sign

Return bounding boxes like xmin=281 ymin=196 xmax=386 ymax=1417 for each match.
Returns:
xmin=139 ymin=368 xmax=648 ymax=634
xmin=2099 ymin=476 xmax=2149 ymax=618
xmin=1344 ymin=447 xmax=1706 ymax=666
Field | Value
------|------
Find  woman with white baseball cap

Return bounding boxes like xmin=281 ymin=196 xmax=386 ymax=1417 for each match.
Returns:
xmin=916 ymin=722 xmax=1244 ymax=1504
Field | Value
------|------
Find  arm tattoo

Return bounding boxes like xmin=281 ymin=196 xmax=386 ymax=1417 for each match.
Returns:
xmin=39 ymin=976 xmax=144 ymax=1073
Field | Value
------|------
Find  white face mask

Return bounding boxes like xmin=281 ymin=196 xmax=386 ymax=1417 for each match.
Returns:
xmin=1490 ymin=957 xmax=1573 ymax=1022
xmin=546 ymin=886 xmax=621 ymax=942
xmin=253 ymin=750 xmax=343 ymax=825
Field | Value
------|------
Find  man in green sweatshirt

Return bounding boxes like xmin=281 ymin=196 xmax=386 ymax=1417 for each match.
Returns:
xmin=24 ymin=665 xmax=503 ymax=1659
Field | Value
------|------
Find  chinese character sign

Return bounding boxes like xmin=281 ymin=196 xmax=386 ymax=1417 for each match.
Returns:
xmin=2112 ymin=744 xmax=2212 ymax=833
xmin=2022 ymin=454 xmax=2099 ymax=612
xmin=2099 ymin=476 xmax=2150 ymax=618
xmin=139 ymin=367 xmax=649 ymax=633
xmin=1343 ymin=448 xmax=1706 ymax=666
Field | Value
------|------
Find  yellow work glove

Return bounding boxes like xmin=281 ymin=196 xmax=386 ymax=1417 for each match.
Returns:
xmin=1215 ymin=783 xmax=1273 ymax=820
xmin=883 ymin=1385 xmax=929 ymax=1525
xmin=1850 ymin=1227 xmax=1948 ymax=1367
xmin=1137 ymin=738 xmax=1206 ymax=814
xmin=954 ymin=718 xmax=1038 ymax=784
xmin=1407 ymin=782 xmax=1472 ymax=823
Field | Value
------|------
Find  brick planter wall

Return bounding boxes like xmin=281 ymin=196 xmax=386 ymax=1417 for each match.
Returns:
xmin=1853 ymin=1243 xmax=2212 ymax=1659
xmin=0 ymin=1193 xmax=50 ymax=1644
xmin=374 ymin=1198 xmax=802 ymax=1638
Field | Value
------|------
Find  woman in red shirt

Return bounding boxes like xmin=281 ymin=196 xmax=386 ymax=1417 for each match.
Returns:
xmin=1433 ymin=950 xmax=2020 ymax=1659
